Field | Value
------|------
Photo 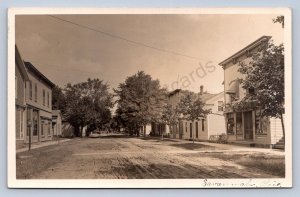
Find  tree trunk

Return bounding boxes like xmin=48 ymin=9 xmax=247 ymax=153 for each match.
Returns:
xmin=143 ymin=125 xmax=146 ymax=138
xmin=280 ymin=112 xmax=285 ymax=139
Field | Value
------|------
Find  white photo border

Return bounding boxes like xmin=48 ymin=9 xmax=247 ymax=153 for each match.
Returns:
xmin=7 ymin=7 xmax=292 ymax=188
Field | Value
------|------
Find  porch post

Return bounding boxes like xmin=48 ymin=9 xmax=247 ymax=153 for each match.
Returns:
xmin=233 ymin=113 xmax=237 ymax=137
xmin=241 ymin=112 xmax=244 ymax=140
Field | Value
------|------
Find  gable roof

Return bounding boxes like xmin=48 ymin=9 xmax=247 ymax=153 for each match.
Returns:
xmin=199 ymin=93 xmax=218 ymax=102
xmin=15 ymin=45 xmax=29 ymax=81
xmin=219 ymin=36 xmax=271 ymax=67
xmin=168 ymin=89 xmax=181 ymax=97
xmin=24 ymin=61 xmax=55 ymax=88
xmin=205 ymin=91 xmax=224 ymax=104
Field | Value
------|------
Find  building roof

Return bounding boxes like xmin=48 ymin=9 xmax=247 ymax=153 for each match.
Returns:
xmin=24 ymin=61 xmax=55 ymax=88
xmin=168 ymin=89 xmax=181 ymax=97
xmin=15 ymin=45 xmax=29 ymax=81
xmin=219 ymin=36 xmax=271 ymax=67
xmin=205 ymin=91 xmax=224 ymax=104
xmin=168 ymin=88 xmax=218 ymax=103
xmin=200 ymin=93 xmax=218 ymax=102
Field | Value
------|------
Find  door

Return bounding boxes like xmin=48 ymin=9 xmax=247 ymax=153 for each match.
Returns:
xmin=190 ymin=122 xmax=192 ymax=138
xmin=244 ymin=111 xmax=254 ymax=140
xmin=196 ymin=121 xmax=198 ymax=138
xmin=179 ymin=121 xmax=183 ymax=139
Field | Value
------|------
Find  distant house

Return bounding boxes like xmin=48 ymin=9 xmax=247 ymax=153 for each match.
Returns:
xmin=52 ymin=110 xmax=62 ymax=136
xmin=165 ymin=88 xmax=225 ymax=141
xmin=15 ymin=46 xmax=29 ymax=146
xmin=150 ymin=88 xmax=225 ymax=140
xmin=24 ymin=61 xmax=55 ymax=143
xmin=203 ymin=92 xmax=226 ymax=138
xmin=219 ymin=36 xmax=284 ymax=148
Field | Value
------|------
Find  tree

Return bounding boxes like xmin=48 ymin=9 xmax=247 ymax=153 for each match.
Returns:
xmin=234 ymin=41 xmax=285 ymax=137
xmin=178 ymin=92 xmax=211 ymax=141
xmin=162 ymin=104 xmax=180 ymax=135
xmin=114 ymin=71 xmax=167 ymax=137
xmin=273 ymin=15 xmax=284 ymax=28
xmin=64 ymin=78 xmax=113 ymax=137
xmin=52 ymin=85 xmax=66 ymax=113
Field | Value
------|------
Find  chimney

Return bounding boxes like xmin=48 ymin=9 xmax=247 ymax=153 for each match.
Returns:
xmin=200 ymin=85 xmax=204 ymax=95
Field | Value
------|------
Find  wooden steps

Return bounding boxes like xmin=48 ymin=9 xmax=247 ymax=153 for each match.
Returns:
xmin=273 ymin=137 xmax=285 ymax=150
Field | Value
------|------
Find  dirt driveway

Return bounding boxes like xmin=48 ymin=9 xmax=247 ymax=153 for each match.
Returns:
xmin=16 ymin=136 xmax=285 ymax=179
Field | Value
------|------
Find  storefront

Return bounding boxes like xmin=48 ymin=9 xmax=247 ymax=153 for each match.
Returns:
xmin=225 ymin=109 xmax=271 ymax=145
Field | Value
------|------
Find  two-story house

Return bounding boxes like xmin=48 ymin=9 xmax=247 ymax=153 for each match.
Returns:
xmin=219 ymin=36 xmax=284 ymax=148
xmin=24 ymin=62 xmax=55 ymax=143
xmin=15 ymin=46 xmax=29 ymax=147
xmin=153 ymin=88 xmax=225 ymax=141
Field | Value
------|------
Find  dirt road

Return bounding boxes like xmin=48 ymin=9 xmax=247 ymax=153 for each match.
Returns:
xmin=16 ymin=136 xmax=285 ymax=179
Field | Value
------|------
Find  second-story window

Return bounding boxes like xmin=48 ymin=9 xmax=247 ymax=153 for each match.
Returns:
xmin=29 ymin=81 xmax=32 ymax=100
xmin=43 ymin=89 xmax=45 ymax=106
xmin=34 ymin=83 xmax=37 ymax=102
xmin=218 ymin=101 xmax=224 ymax=111
xmin=15 ymin=76 xmax=18 ymax=99
xmin=248 ymin=87 xmax=255 ymax=95
xmin=47 ymin=92 xmax=49 ymax=107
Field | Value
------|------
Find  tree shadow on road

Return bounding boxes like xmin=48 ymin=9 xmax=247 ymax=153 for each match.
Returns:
xmin=95 ymin=135 xmax=136 ymax=139
xmin=140 ymin=137 xmax=179 ymax=142
xmin=170 ymin=143 xmax=215 ymax=150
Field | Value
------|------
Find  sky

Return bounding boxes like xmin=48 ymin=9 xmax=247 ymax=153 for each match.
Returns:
xmin=15 ymin=14 xmax=284 ymax=94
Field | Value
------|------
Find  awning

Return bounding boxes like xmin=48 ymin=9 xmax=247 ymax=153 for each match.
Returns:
xmin=226 ymin=80 xmax=238 ymax=94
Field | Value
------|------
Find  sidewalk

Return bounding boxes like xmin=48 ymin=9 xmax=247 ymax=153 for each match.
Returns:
xmin=147 ymin=136 xmax=285 ymax=156
xmin=16 ymin=139 xmax=72 ymax=153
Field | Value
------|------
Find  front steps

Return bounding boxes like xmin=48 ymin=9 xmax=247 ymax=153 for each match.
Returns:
xmin=273 ymin=137 xmax=285 ymax=150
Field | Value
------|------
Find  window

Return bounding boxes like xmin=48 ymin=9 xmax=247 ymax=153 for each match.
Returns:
xmin=248 ymin=87 xmax=255 ymax=95
xmin=47 ymin=92 xmax=49 ymax=107
xmin=233 ymin=58 xmax=237 ymax=64
xmin=29 ymin=81 xmax=32 ymax=100
xmin=34 ymin=83 xmax=37 ymax=102
xmin=196 ymin=122 xmax=198 ymax=138
xmin=218 ymin=101 xmax=224 ymax=111
xmin=202 ymin=119 xmax=205 ymax=131
xmin=15 ymin=76 xmax=18 ymax=99
xmin=236 ymin=112 xmax=242 ymax=135
xmin=26 ymin=109 xmax=31 ymax=136
xmin=246 ymin=50 xmax=252 ymax=57
xmin=48 ymin=122 xmax=51 ymax=136
xmin=41 ymin=121 xmax=44 ymax=136
xmin=32 ymin=110 xmax=38 ymax=136
xmin=20 ymin=111 xmax=23 ymax=139
xmin=227 ymin=113 xmax=234 ymax=135
xmin=43 ymin=89 xmax=45 ymax=106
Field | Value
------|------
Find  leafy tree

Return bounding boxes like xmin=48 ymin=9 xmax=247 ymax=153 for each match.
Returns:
xmin=52 ymin=85 xmax=66 ymax=113
xmin=273 ymin=15 xmax=284 ymax=28
xmin=178 ymin=92 xmax=211 ymax=140
xmin=162 ymin=103 xmax=180 ymax=135
xmin=114 ymin=71 xmax=167 ymax=137
xmin=234 ymin=41 xmax=285 ymax=137
xmin=64 ymin=78 xmax=113 ymax=137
